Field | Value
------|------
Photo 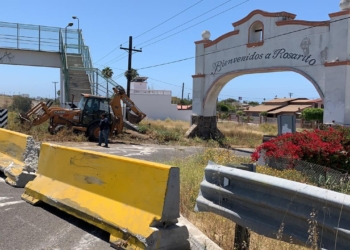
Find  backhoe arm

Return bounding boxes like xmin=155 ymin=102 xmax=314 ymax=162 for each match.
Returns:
xmin=110 ymin=86 xmax=146 ymax=134
xmin=120 ymin=93 xmax=146 ymax=123
xmin=110 ymin=88 xmax=124 ymax=134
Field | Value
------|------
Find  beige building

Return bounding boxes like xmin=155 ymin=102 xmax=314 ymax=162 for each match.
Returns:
xmin=244 ymin=98 xmax=323 ymax=118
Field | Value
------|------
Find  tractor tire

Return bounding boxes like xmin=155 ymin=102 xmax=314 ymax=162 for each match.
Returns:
xmin=88 ymin=122 xmax=100 ymax=142
xmin=48 ymin=125 xmax=64 ymax=135
xmin=54 ymin=125 xmax=65 ymax=134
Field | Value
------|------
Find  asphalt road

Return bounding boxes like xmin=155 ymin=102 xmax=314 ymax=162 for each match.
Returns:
xmin=0 ymin=143 xmax=251 ymax=250
xmin=53 ymin=142 xmax=253 ymax=162
xmin=53 ymin=142 xmax=206 ymax=163
xmin=0 ymin=173 xmax=111 ymax=250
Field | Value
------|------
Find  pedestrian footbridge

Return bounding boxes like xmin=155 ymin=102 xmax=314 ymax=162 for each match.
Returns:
xmin=0 ymin=21 xmax=117 ymax=105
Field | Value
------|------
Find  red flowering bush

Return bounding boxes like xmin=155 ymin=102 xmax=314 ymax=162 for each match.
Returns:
xmin=252 ymin=127 xmax=350 ymax=172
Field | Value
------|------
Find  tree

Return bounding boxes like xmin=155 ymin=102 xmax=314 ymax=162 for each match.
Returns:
xmin=222 ymin=98 xmax=238 ymax=103
xmin=124 ymin=68 xmax=139 ymax=81
xmin=217 ymin=102 xmax=229 ymax=112
xmin=10 ymin=96 xmax=32 ymax=113
xmin=236 ymin=110 xmax=244 ymax=117
xmin=102 ymin=67 xmax=114 ymax=78
xmin=301 ymin=108 xmax=323 ymax=122
xmin=248 ymin=101 xmax=260 ymax=106
xmin=57 ymin=90 xmax=60 ymax=97
xmin=178 ymin=99 xmax=192 ymax=105
xmin=260 ymin=111 xmax=268 ymax=117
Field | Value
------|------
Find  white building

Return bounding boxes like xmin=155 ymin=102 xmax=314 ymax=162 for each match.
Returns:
xmin=130 ymin=77 xmax=192 ymax=121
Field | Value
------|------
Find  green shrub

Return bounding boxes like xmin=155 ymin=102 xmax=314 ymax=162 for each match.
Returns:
xmin=137 ymin=124 xmax=149 ymax=134
xmin=10 ymin=96 xmax=32 ymax=113
xmin=155 ymin=129 xmax=181 ymax=142
xmin=302 ymin=108 xmax=323 ymax=121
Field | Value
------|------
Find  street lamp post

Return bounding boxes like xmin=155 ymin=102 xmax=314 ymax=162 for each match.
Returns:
xmin=72 ymin=16 xmax=79 ymax=31
xmin=65 ymin=23 xmax=73 ymax=48
xmin=72 ymin=16 xmax=80 ymax=53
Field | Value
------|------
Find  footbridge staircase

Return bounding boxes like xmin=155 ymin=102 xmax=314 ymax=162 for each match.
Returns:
xmin=0 ymin=21 xmax=118 ymax=105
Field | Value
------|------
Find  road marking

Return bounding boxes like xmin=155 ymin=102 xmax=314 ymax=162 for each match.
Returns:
xmin=124 ymin=145 xmax=156 ymax=157
xmin=72 ymin=231 xmax=101 ymax=250
xmin=0 ymin=200 xmax=24 ymax=207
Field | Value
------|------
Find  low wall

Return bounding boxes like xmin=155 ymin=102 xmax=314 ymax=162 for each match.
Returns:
xmin=131 ymin=93 xmax=192 ymax=121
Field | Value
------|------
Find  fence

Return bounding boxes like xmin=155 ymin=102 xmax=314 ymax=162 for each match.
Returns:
xmin=195 ymin=161 xmax=350 ymax=250
xmin=130 ymin=89 xmax=172 ymax=95
xmin=267 ymin=157 xmax=350 ymax=194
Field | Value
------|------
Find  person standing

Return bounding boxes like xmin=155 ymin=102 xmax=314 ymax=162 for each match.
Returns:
xmin=98 ymin=113 xmax=109 ymax=148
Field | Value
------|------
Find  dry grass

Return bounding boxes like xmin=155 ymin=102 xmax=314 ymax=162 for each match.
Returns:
xmin=0 ymin=95 xmax=13 ymax=108
xmin=139 ymin=119 xmax=278 ymax=148
xmin=218 ymin=122 xmax=277 ymax=148
xmin=6 ymin=111 xmax=87 ymax=142
xmin=6 ymin=108 xmax=278 ymax=148
xmin=167 ymin=148 xmax=311 ymax=250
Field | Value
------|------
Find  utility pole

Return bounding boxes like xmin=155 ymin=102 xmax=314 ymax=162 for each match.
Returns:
xmin=188 ymin=93 xmax=190 ymax=100
xmin=289 ymin=92 xmax=293 ymax=98
xmin=120 ymin=36 xmax=142 ymax=97
xmin=181 ymin=83 xmax=184 ymax=110
xmin=52 ymin=81 xmax=58 ymax=104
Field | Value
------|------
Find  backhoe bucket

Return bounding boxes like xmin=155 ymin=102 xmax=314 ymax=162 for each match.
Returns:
xmin=126 ymin=110 xmax=143 ymax=124
xmin=18 ymin=100 xmax=53 ymax=126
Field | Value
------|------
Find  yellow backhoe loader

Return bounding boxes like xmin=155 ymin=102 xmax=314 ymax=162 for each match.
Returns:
xmin=19 ymin=86 xmax=146 ymax=141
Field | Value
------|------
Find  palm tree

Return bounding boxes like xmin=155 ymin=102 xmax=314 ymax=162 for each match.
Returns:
xmin=124 ymin=68 xmax=139 ymax=81
xmin=102 ymin=66 xmax=114 ymax=99
xmin=102 ymin=66 xmax=113 ymax=78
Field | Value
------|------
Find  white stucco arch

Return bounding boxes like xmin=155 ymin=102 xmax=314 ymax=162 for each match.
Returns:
xmin=189 ymin=6 xmax=350 ymax=138
xmin=203 ymin=67 xmax=324 ymax=117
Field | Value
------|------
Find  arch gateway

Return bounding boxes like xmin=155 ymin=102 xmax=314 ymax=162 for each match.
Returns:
xmin=187 ymin=1 xmax=350 ymax=139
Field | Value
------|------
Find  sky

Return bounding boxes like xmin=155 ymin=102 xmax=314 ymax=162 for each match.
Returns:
xmin=0 ymin=0 xmax=341 ymax=102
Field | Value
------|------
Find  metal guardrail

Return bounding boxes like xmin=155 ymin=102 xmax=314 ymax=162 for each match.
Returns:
xmin=0 ymin=21 xmax=80 ymax=53
xmin=195 ymin=161 xmax=350 ymax=250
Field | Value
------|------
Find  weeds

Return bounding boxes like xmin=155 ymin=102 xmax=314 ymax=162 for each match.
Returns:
xmin=138 ymin=119 xmax=278 ymax=148
xmin=6 ymin=111 xmax=277 ymax=147
xmin=307 ymin=209 xmax=319 ymax=250
xmin=6 ymin=111 xmax=87 ymax=142
xmin=166 ymin=149 xmax=315 ymax=250
xmin=168 ymin=148 xmax=308 ymax=250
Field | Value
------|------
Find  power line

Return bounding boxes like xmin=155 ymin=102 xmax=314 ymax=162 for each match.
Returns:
xmin=100 ymin=51 xmax=129 ymax=66
xmin=136 ymin=16 xmax=348 ymax=71
xmin=97 ymin=0 xmax=245 ymax=66
xmin=93 ymin=0 xmax=204 ymax=64
xmin=131 ymin=0 xmax=205 ymax=42
xmin=94 ymin=64 xmax=125 ymax=71
xmin=135 ymin=0 xmax=239 ymax=47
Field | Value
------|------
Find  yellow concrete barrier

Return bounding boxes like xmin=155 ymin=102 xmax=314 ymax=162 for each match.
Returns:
xmin=22 ymin=143 xmax=189 ymax=249
xmin=0 ymin=128 xmax=37 ymax=187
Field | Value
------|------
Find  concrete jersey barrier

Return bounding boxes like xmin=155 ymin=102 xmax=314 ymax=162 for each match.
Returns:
xmin=22 ymin=143 xmax=190 ymax=250
xmin=0 ymin=128 xmax=38 ymax=187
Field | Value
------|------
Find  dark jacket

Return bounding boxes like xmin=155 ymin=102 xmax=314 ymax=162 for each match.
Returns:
xmin=99 ymin=117 xmax=109 ymax=131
